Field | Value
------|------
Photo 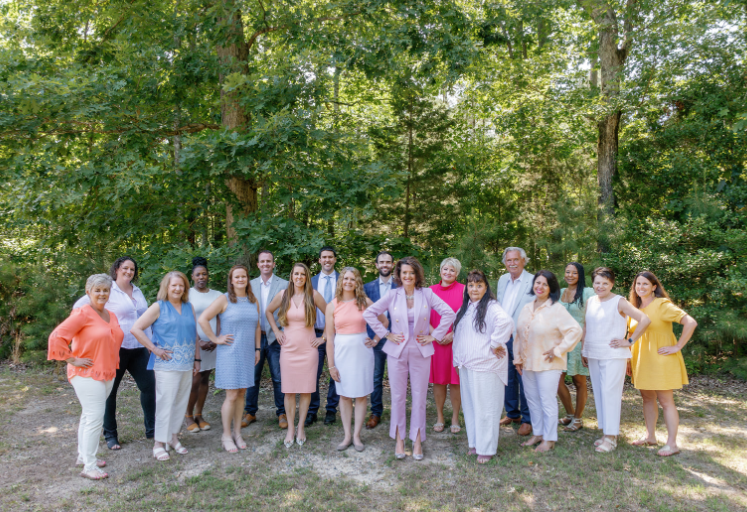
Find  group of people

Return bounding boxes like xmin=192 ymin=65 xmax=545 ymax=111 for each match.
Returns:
xmin=49 ymin=246 xmax=697 ymax=480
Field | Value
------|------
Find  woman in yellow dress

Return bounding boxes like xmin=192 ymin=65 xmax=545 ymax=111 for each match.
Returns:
xmin=627 ymin=271 xmax=697 ymax=457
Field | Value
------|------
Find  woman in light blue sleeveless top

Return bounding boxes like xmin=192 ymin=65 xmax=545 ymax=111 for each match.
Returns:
xmin=131 ymin=271 xmax=199 ymax=462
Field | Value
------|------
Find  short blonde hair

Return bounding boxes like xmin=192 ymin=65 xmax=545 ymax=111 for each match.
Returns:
xmin=440 ymin=257 xmax=462 ymax=276
xmin=156 ymin=271 xmax=190 ymax=303
xmin=86 ymin=274 xmax=112 ymax=292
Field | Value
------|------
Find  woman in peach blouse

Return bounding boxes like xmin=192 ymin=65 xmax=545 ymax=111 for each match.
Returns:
xmin=514 ymin=270 xmax=582 ymax=453
xmin=48 ymin=274 xmax=124 ymax=480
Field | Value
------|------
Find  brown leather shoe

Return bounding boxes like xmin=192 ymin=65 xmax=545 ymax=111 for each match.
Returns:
xmin=278 ymin=414 xmax=288 ymax=429
xmin=241 ymin=413 xmax=256 ymax=428
xmin=517 ymin=423 xmax=532 ymax=436
xmin=365 ymin=415 xmax=380 ymax=430
xmin=499 ymin=416 xmax=521 ymax=426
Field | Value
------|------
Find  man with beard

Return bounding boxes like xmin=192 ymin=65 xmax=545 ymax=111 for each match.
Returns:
xmin=362 ymin=251 xmax=397 ymax=429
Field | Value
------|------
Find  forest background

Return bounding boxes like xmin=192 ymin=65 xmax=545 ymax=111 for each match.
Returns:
xmin=0 ymin=0 xmax=745 ymax=377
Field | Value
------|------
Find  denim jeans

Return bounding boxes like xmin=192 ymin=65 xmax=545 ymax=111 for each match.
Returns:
xmin=244 ymin=334 xmax=285 ymax=416
xmin=369 ymin=337 xmax=388 ymax=417
xmin=308 ymin=329 xmax=339 ymax=416
xmin=505 ymin=336 xmax=531 ymax=424
xmin=104 ymin=347 xmax=156 ymax=441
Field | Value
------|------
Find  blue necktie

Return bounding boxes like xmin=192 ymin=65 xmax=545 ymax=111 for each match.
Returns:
xmin=324 ymin=276 xmax=333 ymax=303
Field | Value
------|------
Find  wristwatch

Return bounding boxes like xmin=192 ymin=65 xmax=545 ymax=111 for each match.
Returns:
xmin=255 ymin=348 xmax=261 ymax=352
xmin=628 ymin=338 xmax=634 ymax=346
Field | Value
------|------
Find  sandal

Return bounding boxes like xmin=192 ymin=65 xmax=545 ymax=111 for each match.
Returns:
xmin=467 ymin=448 xmax=477 ymax=456
xmin=77 ymin=458 xmax=106 ymax=468
xmin=564 ymin=418 xmax=583 ymax=432
xmin=153 ymin=446 xmax=170 ymax=461
xmin=594 ymin=437 xmax=605 ymax=447
xmin=450 ymin=424 xmax=461 ymax=434
xmin=559 ymin=414 xmax=574 ymax=426
xmin=595 ymin=438 xmax=617 ymax=453
xmin=632 ymin=438 xmax=657 ymax=447
xmin=169 ymin=441 xmax=188 ymax=455
xmin=433 ymin=422 xmax=445 ymax=433
xmin=657 ymin=445 xmax=680 ymax=457
xmin=80 ymin=468 xmax=108 ymax=480
xmin=222 ymin=435 xmax=238 ymax=454
xmin=185 ymin=415 xmax=201 ymax=433
xmin=195 ymin=415 xmax=211 ymax=431
xmin=233 ymin=434 xmax=247 ymax=450
xmin=106 ymin=437 xmax=121 ymax=451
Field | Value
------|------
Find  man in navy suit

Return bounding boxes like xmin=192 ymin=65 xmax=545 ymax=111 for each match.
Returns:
xmin=306 ymin=246 xmax=341 ymax=427
xmin=362 ymin=250 xmax=396 ymax=429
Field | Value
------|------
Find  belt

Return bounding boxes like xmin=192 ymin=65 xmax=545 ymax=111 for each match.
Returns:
xmin=261 ymin=330 xmax=267 ymax=335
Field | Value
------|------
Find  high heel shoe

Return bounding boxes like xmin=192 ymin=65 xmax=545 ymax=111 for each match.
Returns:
xmin=296 ymin=435 xmax=306 ymax=447
xmin=284 ymin=439 xmax=294 ymax=449
xmin=395 ymin=451 xmax=406 ymax=460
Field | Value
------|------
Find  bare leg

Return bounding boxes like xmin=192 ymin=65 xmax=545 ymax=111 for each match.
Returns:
xmin=413 ymin=429 xmax=423 ymax=456
xmin=557 ymin=373 xmax=574 ymax=416
xmin=433 ymin=384 xmax=447 ymax=426
xmin=194 ymin=370 xmax=211 ymax=417
xmin=339 ymin=396 xmax=353 ymax=445
xmin=284 ymin=393 xmax=296 ymax=444
xmin=186 ymin=371 xmax=202 ymax=417
xmin=449 ymin=384 xmax=461 ymax=427
xmin=640 ymin=390 xmax=659 ymax=443
xmin=656 ymin=390 xmax=679 ymax=449
xmin=297 ymin=393 xmax=311 ymax=441
xmin=353 ymin=397 xmax=367 ymax=445
xmin=232 ymin=388 xmax=246 ymax=447
xmin=572 ymin=375 xmax=587 ymax=418
xmin=221 ymin=389 xmax=241 ymax=438
xmin=395 ymin=426 xmax=405 ymax=455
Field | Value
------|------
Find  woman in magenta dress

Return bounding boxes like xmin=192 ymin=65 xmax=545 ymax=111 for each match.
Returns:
xmin=429 ymin=257 xmax=465 ymax=434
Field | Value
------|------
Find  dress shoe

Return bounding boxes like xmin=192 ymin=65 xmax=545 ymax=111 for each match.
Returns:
xmin=365 ymin=415 xmax=380 ymax=430
xmin=304 ymin=414 xmax=317 ymax=428
xmin=278 ymin=414 xmax=288 ymax=429
xmin=324 ymin=412 xmax=337 ymax=425
xmin=517 ymin=423 xmax=532 ymax=436
xmin=499 ymin=416 xmax=520 ymax=426
xmin=241 ymin=413 xmax=256 ymax=428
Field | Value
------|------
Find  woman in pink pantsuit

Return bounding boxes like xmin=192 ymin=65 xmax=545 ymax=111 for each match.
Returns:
xmin=363 ymin=257 xmax=456 ymax=461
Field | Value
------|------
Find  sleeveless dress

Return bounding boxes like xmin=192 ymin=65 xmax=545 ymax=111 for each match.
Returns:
xmin=429 ymin=281 xmax=465 ymax=386
xmin=629 ymin=298 xmax=688 ymax=390
xmin=280 ymin=291 xmax=319 ymax=393
xmin=583 ymin=295 xmax=629 ymax=360
xmin=189 ymin=287 xmax=223 ymax=372
xmin=151 ymin=301 xmax=197 ymax=372
xmin=215 ymin=294 xmax=259 ymax=389
xmin=559 ymin=287 xmax=595 ymax=376
xmin=331 ymin=299 xmax=374 ymax=398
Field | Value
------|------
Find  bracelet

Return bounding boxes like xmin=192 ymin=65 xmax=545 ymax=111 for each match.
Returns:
xmin=329 ymin=366 xmax=336 ymax=370
xmin=255 ymin=348 xmax=261 ymax=352
xmin=195 ymin=359 xmax=201 ymax=362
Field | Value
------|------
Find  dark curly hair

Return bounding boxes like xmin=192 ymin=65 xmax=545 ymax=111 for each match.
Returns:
xmin=109 ymin=256 xmax=138 ymax=282
xmin=191 ymin=256 xmax=208 ymax=273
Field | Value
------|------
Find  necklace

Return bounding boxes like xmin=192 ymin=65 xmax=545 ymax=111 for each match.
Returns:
xmin=405 ymin=294 xmax=414 ymax=300
xmin=341 ymin=298 xmax=356 ymax=303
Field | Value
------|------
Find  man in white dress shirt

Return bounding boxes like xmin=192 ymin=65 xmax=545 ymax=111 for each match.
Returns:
xmin=495 ymin=247 xmax=535 ymax=436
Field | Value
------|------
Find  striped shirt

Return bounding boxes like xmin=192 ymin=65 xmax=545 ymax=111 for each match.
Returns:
xmin=73 ymin=282 xmax=152 ymax=350
xmin=452 ymin=300 xmax=514 ymax=383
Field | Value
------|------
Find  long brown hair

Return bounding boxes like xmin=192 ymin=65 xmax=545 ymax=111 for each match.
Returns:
xmin=227 ymin=265 xmax=257 ymax=304
xmin=628 ymin=271 xmax=671 ymax=308
xmin=278 ymin=263 xmax=316 ymax=328
xmin=393 ymin=256 xmax=426 ymax=288
xmin=335 ymin=267 xmax=368 ymax=311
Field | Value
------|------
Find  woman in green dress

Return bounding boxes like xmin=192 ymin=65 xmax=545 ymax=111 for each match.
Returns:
xmin=557 ymin=262 xmax=594 ymax=431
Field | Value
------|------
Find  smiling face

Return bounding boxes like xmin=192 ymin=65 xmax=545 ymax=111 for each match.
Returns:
xmin=635 ymin=276 xmax=656 ymax=300
xmin=292 ymin=265 xmax=307 ymax=288
xmin=375 ymin=253 xmax=393 ymax=277
xmin=564 ymin=265 xmax=579 ymax=287
xmin=319 ymin=250 xmax=337 ymax=274
xmin=593 ymin=275 xmax=614 ymax=299
xmin=87 ymin=285 xmax=111 ymax=310
xmin=257 ymin=252 xmax=275 ymax=277
xmin=168 ymin=276 xmax=186 ymax=301
xmin=504 ymin=250 xmax=525 ymax=279
xmin=231 ymin=268 xmax=249 ymax=294
xmin=533 ymin=275 xmax=550 ymax=300
xmin=467 ymin=280 xmax=487 ymax=302
xmin=342 ymin=271 xmax=357 ymax=292
xmin=400 ymin=264 xmax=416 ymax=289
xmin=192 ymin=266 xmax=209 ymax=291
xmin=115 ymin=259 xmax=136 ymax=285
xmin=441 ymin=264 xmax=457 ymax=285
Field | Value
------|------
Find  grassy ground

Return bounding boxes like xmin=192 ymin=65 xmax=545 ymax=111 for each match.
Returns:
xmin=0 ymin=364 xmax=745 ymax=511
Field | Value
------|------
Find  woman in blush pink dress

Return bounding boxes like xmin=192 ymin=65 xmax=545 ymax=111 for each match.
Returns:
xmin=429 ymin=257 xmax=465 ymax=434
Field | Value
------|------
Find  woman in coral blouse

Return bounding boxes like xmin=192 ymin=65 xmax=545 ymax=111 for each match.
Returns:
xmin=48 ymin=274 xmax=124 ymax=480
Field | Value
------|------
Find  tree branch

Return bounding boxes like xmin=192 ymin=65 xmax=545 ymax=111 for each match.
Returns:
xmin=246 ymin=10 xmax=363 ymax=49
xmin=103 ymin=0 xmax=138 ymax=40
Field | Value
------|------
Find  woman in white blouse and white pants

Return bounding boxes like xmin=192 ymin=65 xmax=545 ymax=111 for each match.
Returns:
xmin=452 ymin=270 xmax=514 ymax=464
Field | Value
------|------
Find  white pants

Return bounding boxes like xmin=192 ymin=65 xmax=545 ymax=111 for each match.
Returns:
xmin=459 ymin=368 xmax=505 ymax=456
xmin=70 ymin=377 xmax=114 ymax=472
xmin=587 ymin=358 xmax=627 ymax=435
xmin=154 ymin=370 xmax=193 ymax=443
xmin=522 ymin=369 xmax=562 ymax=442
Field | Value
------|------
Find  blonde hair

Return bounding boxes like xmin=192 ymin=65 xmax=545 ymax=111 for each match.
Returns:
xmin=85 ymin=274 xmax=112 ymax=292
xmin=278 ymin=263 xmax=317 ymax=328
xmin=156 ymin=271 xmax=190 ymax=303
xmin=440 ymin=257 xmax=462 ymax=276
xmin=335 ymin=267 xmax=368 ymax=311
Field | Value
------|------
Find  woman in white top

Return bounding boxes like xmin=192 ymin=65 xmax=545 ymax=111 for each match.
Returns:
xmin=582 ymin=267 xmax=650 ymax=453
xmin=72 ymin=256 xmax=155 ymax=450
xmin=452 ymin=270 xmax=514 ymax=464
xmin=185 ymin=257 xmax=223 ymax=433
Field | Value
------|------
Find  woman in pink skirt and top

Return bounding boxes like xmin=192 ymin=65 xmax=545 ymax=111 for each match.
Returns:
xmin=429 ymin=257 xmax=465 ymax=434
xmin=363 ymin=256 xmax=456 ymax=461
xmin=325 ymin=267 xmax=388 ymax=452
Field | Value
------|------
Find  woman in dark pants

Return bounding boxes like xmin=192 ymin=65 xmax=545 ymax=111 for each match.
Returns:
xmin=73 ymin=257 xmax=156 ymax=449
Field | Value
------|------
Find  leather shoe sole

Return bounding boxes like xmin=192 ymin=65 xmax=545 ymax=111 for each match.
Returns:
xmin=278 ymin=414 xmax=288 ymax=429
xmin=241 ymin=414 xmax=256 ymax=428
xmin=304 ymin=415 xmax=317 ymax=427
xmin=324 ymin=413 xmax=337 ymax=425
xmin=517 ymin=423 xmax=532 ymax=436
xmin=365 ymin=416 xmax=380 ymax=430
xmin=499 ymin=416 xmax=521 ymax=426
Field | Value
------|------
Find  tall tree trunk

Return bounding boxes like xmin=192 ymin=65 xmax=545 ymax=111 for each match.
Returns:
xmin=216 ymin=0 xmax=257 ymax=242
xmin=404 ymin=105 xmax=414 ymax=239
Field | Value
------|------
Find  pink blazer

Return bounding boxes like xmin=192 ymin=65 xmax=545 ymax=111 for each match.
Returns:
xmin=363 ymin=287 xmax=456 ymax=359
